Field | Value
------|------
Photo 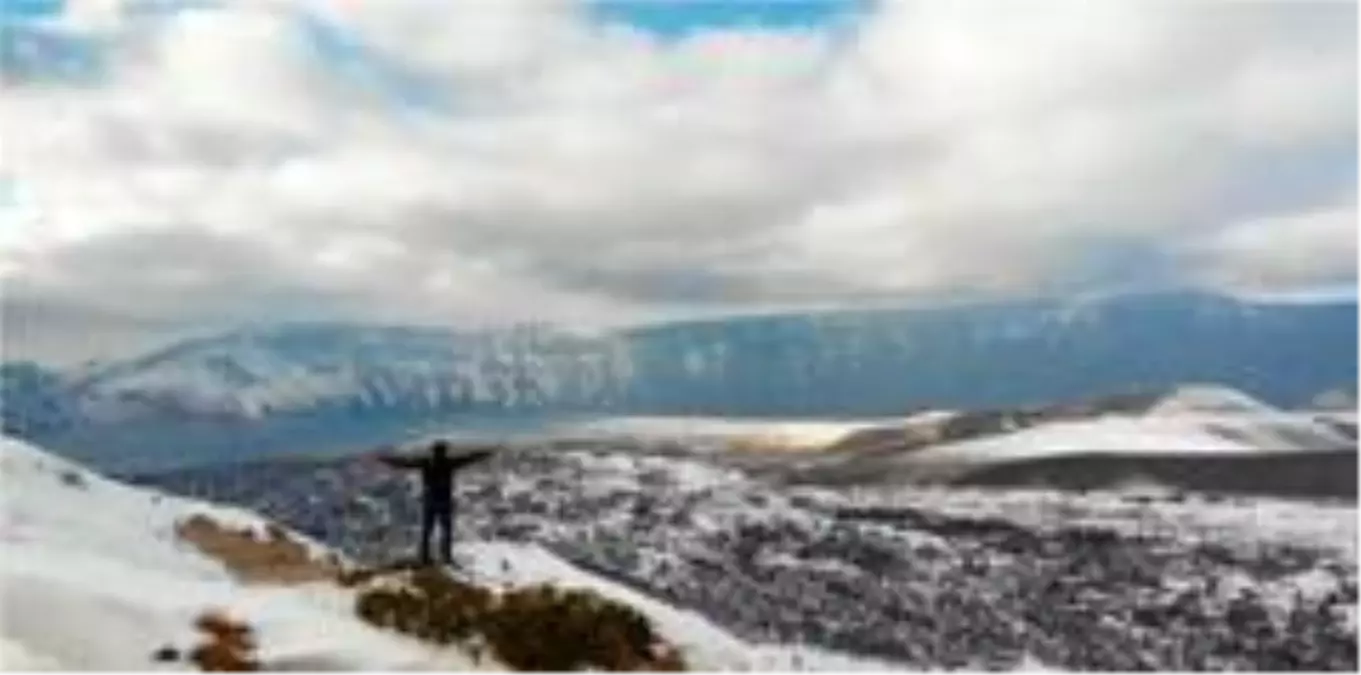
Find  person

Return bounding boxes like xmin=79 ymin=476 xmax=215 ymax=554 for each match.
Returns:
xmin=372 ymin=440 xmax=496 ymax=565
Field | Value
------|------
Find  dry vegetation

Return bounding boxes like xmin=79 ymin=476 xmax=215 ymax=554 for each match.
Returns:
xmin=188 ymin=610 xmax=261 ymax=672
xmin=350 ymin=565 xmax=686 ymax=671
xmin=174 ymin=513 xmax=683 ymax=671
xmin=175 ymin=514 xmax=342 ymax=584
xmin=150 ymin=609 xmax=261 ymax=671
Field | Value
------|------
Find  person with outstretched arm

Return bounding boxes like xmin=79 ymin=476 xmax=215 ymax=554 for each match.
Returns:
xmin=371 ymin=440 xmax=496 ymax=565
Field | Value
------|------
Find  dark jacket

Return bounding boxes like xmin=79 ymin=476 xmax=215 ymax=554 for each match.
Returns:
xmin=378 ymin=447 xmax=495 ymax=506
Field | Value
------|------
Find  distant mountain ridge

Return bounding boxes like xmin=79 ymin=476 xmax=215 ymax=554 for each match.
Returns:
xmin=2 ymin=290 xmax=1355 ymax=471
xmin=764 ymin=384 xmax=1358 ymax=498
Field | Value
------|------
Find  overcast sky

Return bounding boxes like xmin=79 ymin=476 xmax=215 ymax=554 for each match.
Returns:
xmin=1 ymin=0 xmax=1356 ymax=364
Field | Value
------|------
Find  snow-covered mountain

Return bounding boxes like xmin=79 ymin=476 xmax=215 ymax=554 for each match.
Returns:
xmin=2 ymin=290 xmax=1354 ymax=471
xmin=755 ymin=385 xmax=1358 ymax=497
xmin=0 ymin=361 xmax=79 ymax=436
xmin=1314 ymin=388 xmax=1360 ymax=411
xmin=40 ymin=322 xmax=635 ymax=423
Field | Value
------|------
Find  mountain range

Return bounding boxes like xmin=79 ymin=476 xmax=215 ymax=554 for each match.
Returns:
xmin=2 ymin=290 xmax=1355 ymax=472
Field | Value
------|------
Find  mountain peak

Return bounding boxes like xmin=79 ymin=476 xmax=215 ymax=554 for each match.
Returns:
xmin=1147 ymin=384 xmax=1280 ymax=417
xmin=1312 ymin=388 xmax=1359 ymax=411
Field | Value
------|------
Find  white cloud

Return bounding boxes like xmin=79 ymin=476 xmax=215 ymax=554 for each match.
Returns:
xmin=1186 ymin=197 xmax=1359 ymax=293
xmin=0 ymin=0 xmax=1354 ymax=360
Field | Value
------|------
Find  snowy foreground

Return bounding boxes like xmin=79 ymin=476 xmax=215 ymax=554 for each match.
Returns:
xmin=0 ymin=435 xmax=484 ymax=670
xmin=5 ymin=383 xmax=1357 ymax=670
xmin=0 ymin=436 xmax=895 ymax=671
xmin=140 ymin=432 xmax=1359 ymax=670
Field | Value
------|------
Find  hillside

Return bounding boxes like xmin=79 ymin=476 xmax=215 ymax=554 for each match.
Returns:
xmin=134 ymin=429 xmax=1359 ymax=670
xmin=3 ymin=291 xmax=1355 ymax=472
xmin=3 ymin=417 xmax=1351 ymax=670
xmin=0 ymin=435 xmax=895 ymax=671
xmin=0 ymin=435 xmax=477 ymax=670
xmin=752 ymin=385 xmax=1359 ymax=497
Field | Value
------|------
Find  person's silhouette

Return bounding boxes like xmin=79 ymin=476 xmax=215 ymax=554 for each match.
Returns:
xmin=373 ymin=440 xmax=495 ymax=564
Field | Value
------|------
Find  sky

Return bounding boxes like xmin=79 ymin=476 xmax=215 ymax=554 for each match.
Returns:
xmin=0 ymin=0 xmax=1356 ymax=364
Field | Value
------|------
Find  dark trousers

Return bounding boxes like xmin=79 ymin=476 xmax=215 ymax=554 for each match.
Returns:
xmin=420 ymin=499 xmax=454 ymax=564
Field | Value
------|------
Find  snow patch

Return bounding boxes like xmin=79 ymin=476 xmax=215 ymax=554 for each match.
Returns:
xmin=549 ymin=415 xmax=901 ymax=452
xmin=1149 ymin=385 xmax=1281 ymax=417
xmin=0 ymin=435 xmax=483 ymax=671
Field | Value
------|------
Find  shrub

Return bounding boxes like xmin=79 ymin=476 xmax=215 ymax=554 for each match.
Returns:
xmin=188 ymin=610 xmax=260 ymax=672
xmin=352 ymin=566 xmax=685 ymax=671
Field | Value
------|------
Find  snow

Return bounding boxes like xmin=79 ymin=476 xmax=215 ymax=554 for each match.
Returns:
xmin=815 ymin=481 xmax=1355 ymax=665
xmin=1316 ymin=409 xmax=1358 ymax=427
xmin=1148 ymin=384 xmax=1281 ymax=416
xmin=544 ymin=415 xmax=902 ymax=452
xmin=1311 ymin=388 xmax=1358 ymax=413
xmin=835 ymin=483 xmax=1358 ymax=559
xmin=899 ymin=393 xmax=1352 ymax=468
xmin=567 ymin=451 xmax=748 ymax=494
xmin=0 ymin=434 xmax=911 ymax=671
xmin=459 ymin=541 xmax=753 ymax=668
xmin=905 ymin=416 xmax=1252 ymax=465
xmin=456 ymin=542 xmax=903 ymax=672
xmin=0 ymin=435 xmax=485 ymax=671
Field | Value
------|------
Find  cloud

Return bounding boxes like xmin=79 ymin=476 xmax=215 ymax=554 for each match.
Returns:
xmin=0 ymin=0 xmax=1355 ymax=362
xmin=1184 ymin=196 xmax=1359 ymax=293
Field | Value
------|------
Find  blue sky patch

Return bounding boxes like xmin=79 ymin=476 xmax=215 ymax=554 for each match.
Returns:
xmin=0 ymin=21 xmax=105 ymax=83
xmin=0 ymin=0 xmax=63 ymax=19
xmin=294 ymin=9 xmax=451 ymax=116
xmin=589 ymin=0 xmax=872 ymax=38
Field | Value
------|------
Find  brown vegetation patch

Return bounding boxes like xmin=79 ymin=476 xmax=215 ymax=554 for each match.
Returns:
xmin=188 ymin=610 xmax=260 ymax=671
xmin=353 ymin=566 xmax=686 ymax=671
xmin=175 ymin=514 xmax=341 ymax=585
xmin=150 ymin=610 xmax=263 ymax=670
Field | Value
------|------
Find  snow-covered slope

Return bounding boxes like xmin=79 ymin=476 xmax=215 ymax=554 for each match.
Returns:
xmin=916 ymin=387 xmax=1351 ymax=462
xmin=65 ymin=323 xmax=634 ymax=423
xmin=1312 ymin=388 xmax=1359 ymax=412
xmin=524 ymin=415 xmax=902 ymax=453
xmin=458 ymin=542 xmax=900 ymax=672
xmin=139 ymin=439 xmax=1358 ymax=671
xmin=0 ymin=435 xmax=900 ymax=671
xmin=775 ymin=386 xmax=1357 ymax=496
xmin=0 ymin=435 xmax=487 ymax=671
xmin=1146 ymin=384 xmax=1283 ymax=417
xmin=910 ymin=417 xmax=1255 ymax=466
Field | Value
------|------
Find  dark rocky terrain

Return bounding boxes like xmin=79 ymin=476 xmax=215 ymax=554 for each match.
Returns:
xmin=133 ymin=441 xmax=1359 ymax=671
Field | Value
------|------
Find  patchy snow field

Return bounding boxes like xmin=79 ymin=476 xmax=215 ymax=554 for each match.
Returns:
xmin=142 ymin=429 xmax=1357 ymax=671
xmin=1 ymin=435 xmax=896 ymax=671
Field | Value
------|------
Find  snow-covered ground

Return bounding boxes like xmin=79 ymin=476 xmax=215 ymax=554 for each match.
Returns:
xmin=907 ymin=385 xmax=1350 ymax=461
xmin=0 ymin=435 xmax=489 ymax=671
xmin=458 ymin=542 xmax=901 ymax=672
xmin=904 ymin=412 xmax=1347 ymax=465
xmin=0 ymin=435 xmax=899 ymax=671
xmin=478 ymin=386 xmax=1355 ymax=470
xmin=4 ymin=384 xmax=1351 ymax=670
xmin=819 ymin=481 xmax=1361 ymax=640
xmin=139 ymin=432 xmax=1358 ymax=671
xmin=761 ymin=386 xmax=1357 ymax=496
